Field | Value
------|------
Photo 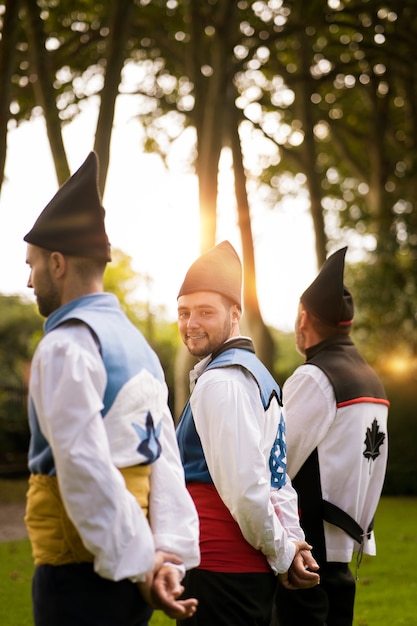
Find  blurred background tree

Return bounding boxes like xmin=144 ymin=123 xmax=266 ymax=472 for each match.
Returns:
xmin=104 ymin=248 xmax=181 ymax=412
xmin=0 ymin=0 xmax=416 ymax=489
xmin=0 ymin=295 xmax=42 ymax=472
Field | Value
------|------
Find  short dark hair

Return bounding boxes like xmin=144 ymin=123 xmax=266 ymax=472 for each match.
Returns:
xmin=308 ymin=309 xmax=351 ymax=339
xmin=72 ymin=256 xmax=107 ymax=281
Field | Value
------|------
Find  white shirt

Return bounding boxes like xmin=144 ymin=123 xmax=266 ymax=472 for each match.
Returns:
xmin=189 ymin=353 xmax=304 ymax=575
xmin=29 ymin=323 xmax=200 ymax=581
xmin=283 ymin=364 xmax=388 ymax=561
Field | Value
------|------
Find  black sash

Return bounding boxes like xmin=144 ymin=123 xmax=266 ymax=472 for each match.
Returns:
xmin=294 ymin=449 xmax=373 ymax=565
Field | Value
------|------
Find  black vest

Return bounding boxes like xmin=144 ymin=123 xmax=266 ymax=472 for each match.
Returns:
xmin=293 ymin=335 xmax=388 ymax=562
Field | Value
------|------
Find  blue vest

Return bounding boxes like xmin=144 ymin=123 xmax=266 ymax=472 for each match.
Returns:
xmin=176 ymin=345 xmax=287 ymax=489
xmin=28 ymin=293 xmax=164 ymax=476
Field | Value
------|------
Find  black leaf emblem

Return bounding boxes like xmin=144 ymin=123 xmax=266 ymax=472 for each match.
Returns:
xmin=363 ymin=418 xmax=385 ymax=472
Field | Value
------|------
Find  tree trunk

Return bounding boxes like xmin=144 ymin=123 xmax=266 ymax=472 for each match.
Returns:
xmin=22 ymin=0 xmax=70 ymax=184
xmin=94 ymin=0 xmax=135 ymax=194
xmin=230 ymin=102 xmax=276 ymax=373
xmin=173 ymin=0 xmax=227 ymax=413
xmin=188 ymin=0 xmax=234 ymax=252
xmin=0 ymin=0 xmax=20 ymax=192
xmin=173 ymin=344 xmax=198 ymax=423
xmin=293 ymin=26 xmax=327 ymax=267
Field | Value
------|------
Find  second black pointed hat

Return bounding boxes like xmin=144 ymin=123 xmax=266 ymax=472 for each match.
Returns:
xmin=24 ymin=152 xmax=111 ymax=262
xmin=177 ymin=240 xmax=242 ymax=307
xmin=301 ymin=246 xmax=354 ymax=327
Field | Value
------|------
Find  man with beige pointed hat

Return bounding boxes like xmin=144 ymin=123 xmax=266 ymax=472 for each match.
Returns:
xmin=176 ymin=241 xmax=320 ymax=626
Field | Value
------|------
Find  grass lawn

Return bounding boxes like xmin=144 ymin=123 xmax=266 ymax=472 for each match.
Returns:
xmin=351 ymin=497 xmax=417 ymax=626
xmin=0 ymin=493 xmax=415 ymax=625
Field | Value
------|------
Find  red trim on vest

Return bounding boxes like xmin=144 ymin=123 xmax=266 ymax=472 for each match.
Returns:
xmin=337 ymin=319 xmax=353 ymax=327
xmin=336 ymin=396 xmax=390 ymax=408
xmin=187 ymin=482 xmax=271 ymax=573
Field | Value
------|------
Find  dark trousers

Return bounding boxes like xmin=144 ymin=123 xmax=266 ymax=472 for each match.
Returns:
xmin=32 ymin=562 xmax=153 ymax=626
xmin=273 ymin=562 xmax=356 ymax=626
xmin=177 ymin=568 xmax=277 ymax=626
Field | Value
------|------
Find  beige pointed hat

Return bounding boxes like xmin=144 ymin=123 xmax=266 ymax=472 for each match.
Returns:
xmin=178 ymin=240 xmax=242 ymax=307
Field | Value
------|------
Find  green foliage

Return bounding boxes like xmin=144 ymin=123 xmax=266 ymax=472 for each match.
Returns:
xmin=380 ymin=378 xmax=417 ymax=496
xmin=0 ymin=295 xmax=43 ymax=385
xmin=346 ymin=257 xmax=417 ymax=362
xmin=103 ymin=248 xmax=141 ymax=307
xmin=0 ymin=384 xmax=29 ymax=469
xmin=271 ymin=327 xmax=303 ymax=386
xmin=0 ymin=295 xmax=43 ymax=469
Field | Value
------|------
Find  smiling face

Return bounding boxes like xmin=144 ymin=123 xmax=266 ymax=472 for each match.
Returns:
xmin=177 ymin=291 xmax=241 ymax=358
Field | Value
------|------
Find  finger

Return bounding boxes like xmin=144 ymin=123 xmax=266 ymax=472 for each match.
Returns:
xmin=164 ymin=598 xmax=198 ymax=620
xmin=289 ymin=570 xmax=320 ymax=588
xmin=279 ymin=578 xmax=298 ymax=590
xmin=290 ymin=575 xmax=317 ymax=586
xmin=153 ymin=572 xmax=184 ymax=601
xmin=300 ymin=550 xmax=320 ymax=570
xmin=278 ymin=573 xmax=293 ymax=590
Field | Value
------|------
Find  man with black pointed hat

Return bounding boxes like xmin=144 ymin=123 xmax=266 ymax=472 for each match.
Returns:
xmin=24 ymin=152 xmax=200 ymax=626
xmin=175 ymin=241 xmax=320 ymax=626
xmin=273 ymin=247 xmax=389 ymax=626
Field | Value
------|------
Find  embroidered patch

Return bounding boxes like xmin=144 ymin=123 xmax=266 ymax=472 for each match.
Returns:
xmin=132 ymin=411 xmax=162 ymax=464
xmin=363 ymin=418 xmax=385 ymax=473
xmin=269 ymin=413 xmax=287 ymax=489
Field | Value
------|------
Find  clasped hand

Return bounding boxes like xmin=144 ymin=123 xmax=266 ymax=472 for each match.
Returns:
xmin=278 ymin=541 xmax=320 ymax=590
xmin=137 ymin=550 xmax=198 ymax=620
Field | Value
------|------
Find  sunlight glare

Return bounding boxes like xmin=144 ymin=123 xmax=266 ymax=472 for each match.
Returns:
xmin=0 ymin=93 xmax=317 ymax=331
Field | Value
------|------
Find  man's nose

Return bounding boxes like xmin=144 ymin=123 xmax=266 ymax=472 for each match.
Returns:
xmin=187 ymin=313 xmax=200 ymax=328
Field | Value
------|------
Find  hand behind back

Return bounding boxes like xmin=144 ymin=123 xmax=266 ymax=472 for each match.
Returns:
xmin=137 ymin=550 xmax=198 ymax=621
xmin=278 ymin=541 xmax=320 ymax=590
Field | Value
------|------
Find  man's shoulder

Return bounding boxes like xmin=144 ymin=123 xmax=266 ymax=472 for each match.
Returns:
xmin=285 ymin=362 xmax=333 ymax=389
xmin=39 ymin=320 xmax=100 ymax=355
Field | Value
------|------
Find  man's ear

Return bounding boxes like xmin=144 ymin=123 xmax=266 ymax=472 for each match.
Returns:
xmin=299 ymin=307 xmax=309 ymax=330
xmin=49 ymin=251 xmax=66 ymax=278
xmin=231 ymin=304 xmax=241 ymax=322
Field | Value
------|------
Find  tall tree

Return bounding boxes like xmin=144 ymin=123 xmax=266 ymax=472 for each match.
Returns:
xmin=22 ymin=0 xmax=70 ymax=182
xmin=0 ymin=0 xmax=20 ymax=188
xmin=93 ymin=0 xmax=135 ymax=192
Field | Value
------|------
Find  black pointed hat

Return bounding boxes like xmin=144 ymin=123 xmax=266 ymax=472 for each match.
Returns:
xmin=301 ymin=246 xmax=354 ymax=327
xmin=24 ymin=152 xmax=111 ymax=262
xmin=177 ymin=240 xmax=242 ymax=307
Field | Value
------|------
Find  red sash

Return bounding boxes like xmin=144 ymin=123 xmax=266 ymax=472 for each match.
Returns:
xmin=188 ymin=482 xmax=271 ymax=573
